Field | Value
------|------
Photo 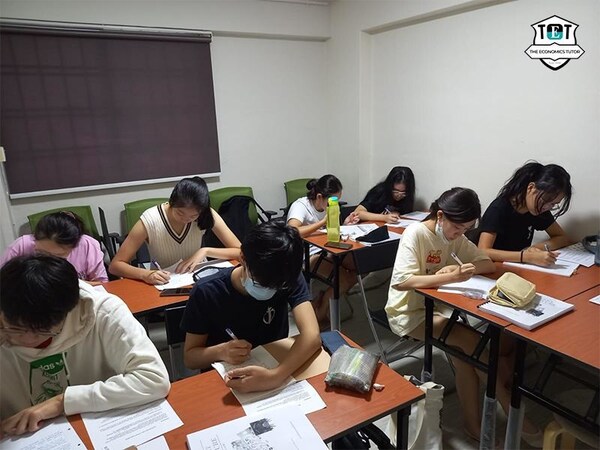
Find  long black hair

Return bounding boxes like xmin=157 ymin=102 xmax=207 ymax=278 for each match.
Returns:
xmin=361 ymin=166 xmax=415 ymax=214
xmin=425 ymin=187 xmax=481 ymax=224
xmin=498 ymin=162 xmax=572 ymax=218
xmin=34 ymin=211 xmax=84 ymax=247
xmin=169 ymin=176 xmax=214 ymax=230
xmin=306 ymin=175 xmax=343 ymax=200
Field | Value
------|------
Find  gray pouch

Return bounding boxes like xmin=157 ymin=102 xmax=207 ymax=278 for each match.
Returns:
xmin=324 ymin=345 xmax=380 ymax=393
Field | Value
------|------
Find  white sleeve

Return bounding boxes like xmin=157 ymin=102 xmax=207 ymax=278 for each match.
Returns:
xmin=390 ymin=225 xmax=422 ymax=287
xmin=286 ymin=199 xmax=310 ymax=224
xmin=63 ymin=297 xmax=170 ymax=415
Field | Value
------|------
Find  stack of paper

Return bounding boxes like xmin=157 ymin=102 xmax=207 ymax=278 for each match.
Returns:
xmin=186 ymin=405 xmax=327 ymax=450
xmin=503 ymin=260 xmax=578 ymax=277
xmin=478 ymin=293 xmax=574 ymax=330
xmin=155 ymin=259 xmax=233 ymax=290
xmin=437 ymin=275 xmax=496 ymax=298
xmin=555 ymin=242 xmax=595 ymax=268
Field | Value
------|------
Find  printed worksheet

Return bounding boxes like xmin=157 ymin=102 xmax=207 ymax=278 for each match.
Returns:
xmin=0 ymin=416 xmax=84 ymax=450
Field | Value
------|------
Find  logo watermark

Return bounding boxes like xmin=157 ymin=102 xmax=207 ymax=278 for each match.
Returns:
xmin=525 ymin=16 xmax=584 ymax=71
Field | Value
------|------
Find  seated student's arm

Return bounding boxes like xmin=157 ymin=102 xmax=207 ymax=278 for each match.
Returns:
xmin=183 ymin=333 xmax=252 ymax=369
xmin=175 ymin=209 xmax=241 ymax=273
xmin=108 ymin=220 xmax=170 ymax=284
xmin=530 ymin=221 xmax=573 ymax=252
xmin=353 ymin=204 xmax=400 ymax=224
xmin=226 ymin=302 xmax=320 ymax=393
xmin=86 ymin=237 xmax=109 ymax=283
xmin=287 ymin=217 xmax=326 ymax=238
xmin=1 ymin=295 xmax=171 ymax=436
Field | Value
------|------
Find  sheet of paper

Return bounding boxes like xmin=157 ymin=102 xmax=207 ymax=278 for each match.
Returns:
xmin=81 ymin=398 xmax=183 ymax=450
xmin=186 ymin=405 xmax=327 ymax=450
xmin=386 ymin=218 xmax=420 ymax=228
xmin=400 ymin=211 xmax=429 ymax=221
xmin=240 ymin=380 xmax=326 ymax=415
xmin=437 ymin=275 xmax=496 ymax=298
xmin=0 ymin=416 xmax=85 ymax=450
xmin=155 ymin=260 xmax=233 ymax=290
xmin=590 ymin=294 xmax=600 ymax=305
xmin=212 ymin=346 xmax=326 ymax=415
xmin=503 ymin=260 xmax=578 ymax=277
xmin=137 ymin=436 xmax=169 ymax=450
xmin=555 ymin=242 xmax=595 ymax=267
xmin=338 ymin=223 xmax=378 ymax=239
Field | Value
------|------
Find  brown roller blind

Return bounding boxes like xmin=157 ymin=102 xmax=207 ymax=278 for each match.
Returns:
xmin=0 ymin=22 xmax=220 ymax=197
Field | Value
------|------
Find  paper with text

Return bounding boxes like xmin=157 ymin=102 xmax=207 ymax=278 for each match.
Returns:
xmin=503 ymin=260 xmax=578 ymax=277
xmin=387 ymin=219 xmax=420 ymax=228
xmin=0 ymin=416 xmax=85 ymax=450
xmin=155 ymin=260 xmax=233 ymax=290
xmin=81 ymin=399 xmax=182 ymax=450
xmin=212 ymin=346 xmax=325 ymax=415
xmin=555 ymin=242 xmax=595 ymax=267
xmin=137 ymin=436 xmax=169 ymax=450
xmin=400 ymin=211 xmax=429 ymax=221
xmin=186 ymin=405 xmax=327 ymax=450
xmin=437 ymin=275 xmax=496 ymax=298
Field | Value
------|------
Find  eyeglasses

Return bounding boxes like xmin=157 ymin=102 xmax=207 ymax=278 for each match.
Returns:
xmin=0 ymin=325 xmax=63 ymax=337
xmin=540 ymin=201 xmax=561 ymax=212
xmin=392 ymin=190 xmax=407 ymax=197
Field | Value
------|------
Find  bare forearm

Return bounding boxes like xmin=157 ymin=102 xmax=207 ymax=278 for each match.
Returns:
xmin=272 ymin=334 xmax=321 ymax=381
xmin=109 ymin=260 xmax=151 ymax=281
xmin=481 ymin=247 xmax=521 ymax=263
xmin=394 ymin=273 xmax=456 ymax=290
xmin=532 ymin=235 xmax=574 ymax=251
xmin=184 ymin=343 xmax=227 ymax=370
xmin=202 ymin=247 xmax=241 ymax=261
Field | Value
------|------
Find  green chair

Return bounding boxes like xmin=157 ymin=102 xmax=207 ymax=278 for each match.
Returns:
xmin=124 ymin=198 xmax=169 ymax=232
xmin=27 ymin=206 xmax=101 ymax=242
xmin=284 ymin=178 xmax=313 ymax=207
xmin=209 ymin=187 xmax=259 ymax=224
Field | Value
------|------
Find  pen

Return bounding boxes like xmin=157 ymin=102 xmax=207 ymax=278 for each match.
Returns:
xmin=152 ymin=260 xmax=163 ymax=271
xmin=225 ymin=328 xmax=238 ymax=340
xmin=450 ymin=252 xmax=464 ymax=266
xmin=544 ymin=243 xmax=551 ymax=252
xmin=383 ymin=208 xmax=391 ymax=215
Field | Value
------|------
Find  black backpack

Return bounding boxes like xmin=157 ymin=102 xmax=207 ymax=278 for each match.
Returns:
xmin=204 ymin=195 xmax=276 ymax=247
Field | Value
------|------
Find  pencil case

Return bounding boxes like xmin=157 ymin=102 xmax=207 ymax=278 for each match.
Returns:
xmin=324 ymin=345 xmax=379 ymax=393
xmin=488 ymin=272 xmax=536 ymax=308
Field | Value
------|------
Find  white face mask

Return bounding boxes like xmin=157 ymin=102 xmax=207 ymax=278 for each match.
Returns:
xmin=243 ymin=272 xmax=277 ymax=301
xmin=435 ymin=219 xmax=450 ymax=244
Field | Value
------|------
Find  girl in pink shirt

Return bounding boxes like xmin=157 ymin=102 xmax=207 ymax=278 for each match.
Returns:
xmin=0 ymin=212 xmax=107 ymax=283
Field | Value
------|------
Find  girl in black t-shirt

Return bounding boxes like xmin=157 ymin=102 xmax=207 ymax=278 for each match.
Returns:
xmin=479 ymin=162 xmax=573 ymax=267
xmin=352 ymin=166 xmax=416 ymax=223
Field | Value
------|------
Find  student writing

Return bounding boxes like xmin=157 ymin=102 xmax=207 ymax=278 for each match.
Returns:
xmin=385 ymin=187 xmax=540 ymax=444
xmin=0 ymin=256 xmax=170 ymax=436
xmin=181 ymin=222 xmax=321 ymax=393
xmin=286 ymin=175 xmax=357 ymax=325
xmin=352 ymin=166 xmax=415 ymax=223
xmin=109 ymin=177 xmax=241 ymax=285
xmin=0 ymin=211 xmax=108 ymax=284
xmin=478 ymin=162 xmax=573 ymax=266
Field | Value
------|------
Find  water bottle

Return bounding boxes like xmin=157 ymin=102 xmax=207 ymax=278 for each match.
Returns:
xmin=326 ymin=196 xmax=340 ymax=243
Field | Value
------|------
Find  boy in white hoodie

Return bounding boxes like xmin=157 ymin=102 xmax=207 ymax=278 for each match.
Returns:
xmin=0 ymin=255 xmax=170 ymax=436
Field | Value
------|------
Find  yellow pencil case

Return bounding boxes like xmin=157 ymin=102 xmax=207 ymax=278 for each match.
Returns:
xmin=488 ymin=272 xmax=536 ymax=308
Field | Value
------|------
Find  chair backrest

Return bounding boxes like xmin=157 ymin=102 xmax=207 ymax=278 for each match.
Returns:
xmin=165 ymin=305 xmax=187 ymax=346
xmin=352 ymin=239 xmax=400 ymax=276
xmin=284 ymin=178 xmax=312 ymax=207
xmin=123 ymin=198 xmax=168 ymax=232
xmin=209 ymin=187 xmax=258 ymax=224
xmin=27 ymin=206 xmax=100 ymax=241
xmin=98 ymin=207 xmax=117 ymax=260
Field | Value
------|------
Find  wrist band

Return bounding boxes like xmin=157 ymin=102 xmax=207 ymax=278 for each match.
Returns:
xmin=520 ymin=250 xmax=524 ymax=264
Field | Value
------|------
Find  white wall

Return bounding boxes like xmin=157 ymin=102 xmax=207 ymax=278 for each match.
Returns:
xmin=0 ymin=0 xmax=330 ymax=241
xmin=330 ymin=0 xmax=599 ymax=239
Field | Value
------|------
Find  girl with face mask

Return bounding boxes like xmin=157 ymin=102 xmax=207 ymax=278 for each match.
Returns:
xmin=479 ymin=161 xmax=574 ymax=267
xmin=286 ymin=175 xmax=358 ymax=326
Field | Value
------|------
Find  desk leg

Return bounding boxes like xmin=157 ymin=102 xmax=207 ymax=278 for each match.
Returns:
xmin=423 ymin=296 xmax=434 ymax=382
xmin=479 ymin=325 xmax=500 ymax=449
xmin=396 ymin=405 xmax=410 ymax=450
xmin=329 ymin=254 xmax=341 ymax=331
xmin=504 ymin=338 xmax=527 ymax=450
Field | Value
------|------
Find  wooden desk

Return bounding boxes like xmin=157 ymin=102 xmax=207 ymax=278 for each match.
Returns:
xmin=488 ymin=262 xmax=600 ymax=301
xmin=302 ymin=222 xmax=402 ymax=331
xmin=104 ymin=278 xmax=188 ymax=316
xmin=69 ymin=360 xmax=424 ymax=449
xmin=504 ymin=285 xmax=600 ymax=446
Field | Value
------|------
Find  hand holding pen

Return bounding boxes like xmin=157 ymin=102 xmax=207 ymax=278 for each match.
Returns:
xmin=142 ymin=260 xmax=171 ymax=285
xmin=222 ymin=328 xmax=251 ymax=366
xmin=449 ymin=252 xmax=475 ymax=282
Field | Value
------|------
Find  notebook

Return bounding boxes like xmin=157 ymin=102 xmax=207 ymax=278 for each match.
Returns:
xmin=478 ymin=293 xmax=574 ymax=330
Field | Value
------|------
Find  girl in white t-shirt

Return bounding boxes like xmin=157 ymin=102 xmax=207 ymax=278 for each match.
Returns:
xmin=286 ymin=175 xmax=358 ymax=325
xmin=386 ymin=187 xmax=540 ymax=445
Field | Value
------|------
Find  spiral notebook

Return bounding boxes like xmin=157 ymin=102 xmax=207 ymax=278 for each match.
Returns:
xmin=478 ymin=293 xmax=574 ymax=330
